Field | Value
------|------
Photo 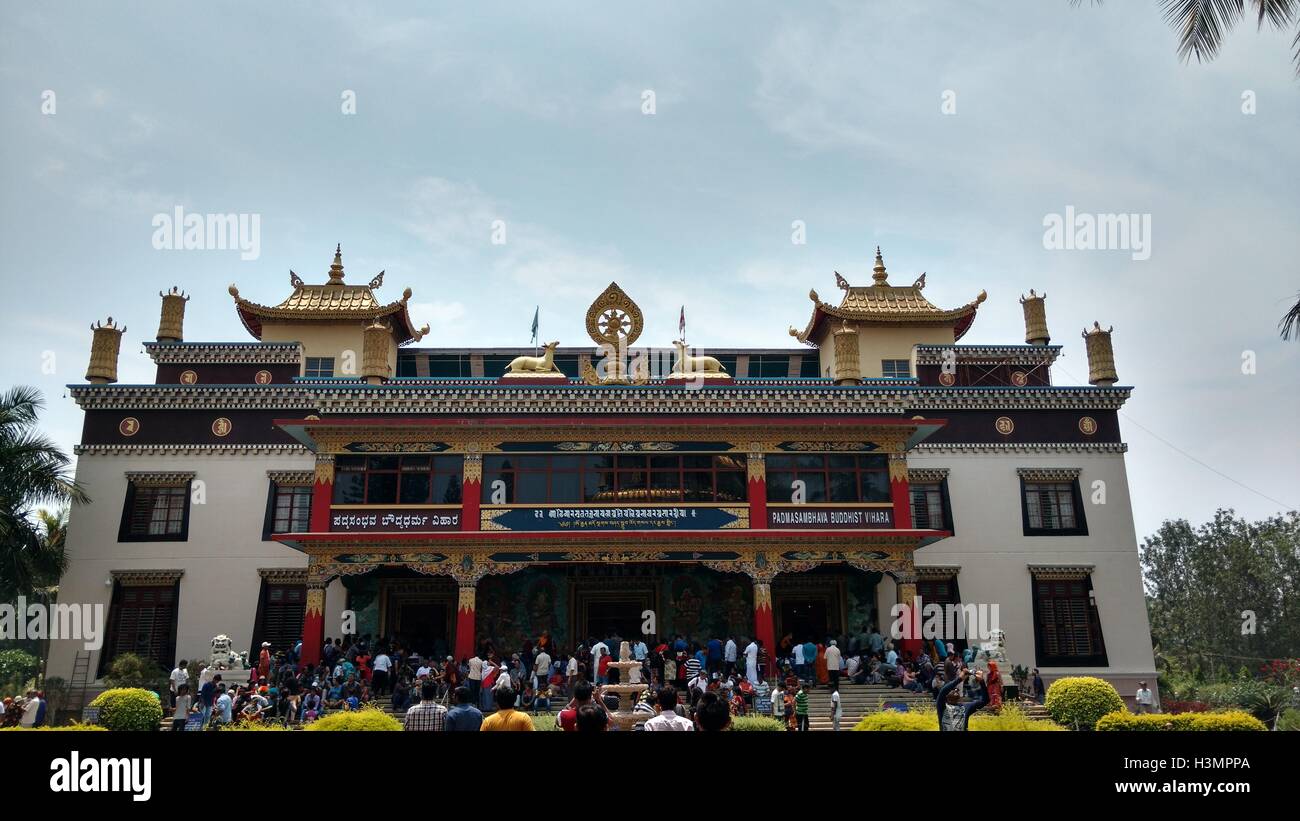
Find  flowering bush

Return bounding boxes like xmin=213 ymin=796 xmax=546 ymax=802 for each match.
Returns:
xmin=730 ymin=716 xmax=785 ymax=731
xmin=1161 ymin=699 xmax=1209 ymax=714
xmin=969 ymin=705 xmax=1065 ymax=731
xmin=853 ymin=710 xmax=937 ymax=731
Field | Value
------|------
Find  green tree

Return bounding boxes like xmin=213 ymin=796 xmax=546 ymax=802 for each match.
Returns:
xmin=1074 ymin=1 xmax=1300 ymax=74
xmin=1142 ymin=510 xmax=1300 ymax=683
xmin=0 ymin=387 xmax=87 ymax=601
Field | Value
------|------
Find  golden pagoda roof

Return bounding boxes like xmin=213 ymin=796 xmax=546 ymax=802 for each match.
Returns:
xmin=789 ymin=247 xmax=986 ymax=344
xmin=228 ymin=245 xmax=429 ymax=343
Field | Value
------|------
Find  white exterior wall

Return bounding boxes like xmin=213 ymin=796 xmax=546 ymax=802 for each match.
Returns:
xmin=47 ymin=450 xmax=314 ymax=684
xmin=910 ymin=447 xmax=1157 ymax=704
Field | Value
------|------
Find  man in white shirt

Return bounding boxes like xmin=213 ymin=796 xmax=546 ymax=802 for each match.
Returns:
xmin=19 ymin=691 xmax=40 ymax=727
xmin=830 ymin=688 xmax=843 ymax=732
xmin=169 ymin=660 xmax=189 ymax=708
xmin=724 ymin=637 xmax=738 ymax=677
xmin=1135 ymin=681 xmax=1154 ymax=714
xmin=566 ymin=654 xmax=579 ymax=694
xmin=643 ymin=687 xmax=694 ymax=731
xmin=467 ymin=654 xmax=484 ymax=704
xmin=372 ymin=651 xmax=392 ymax=695
xmin=825 ymin=640 xmax=843 ymax=691
xmin=793 ymin=641 xmax=806 ymax=681
xmin=533 ymin=648 xmax=551 ymax=691
xmin=416 ymin=662 xmax=433 ymax=680
xmin=744 ymin=639 xmax=759 ymax=685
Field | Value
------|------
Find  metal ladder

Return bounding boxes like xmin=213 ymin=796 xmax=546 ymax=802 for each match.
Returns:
xmin=69 ymin=651 xmax=91 ymax=719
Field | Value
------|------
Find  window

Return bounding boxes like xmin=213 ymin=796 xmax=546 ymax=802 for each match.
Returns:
xmin=1032 ymin=574 xmax=1108 ymax=666
xmin=304 ymin=357 xmax=335 ymax=378
xmin=747 ymin=355 xmax=790 ymax=378
xmin=881 ymin=359 xmax=911 ymax=379
xmin=765 ymin=453 xmax=890 ymax=503
xmin=333 ymin=455 xmax=463 ymax=505
xmin=910 ymin=482 xmax=953 ymax=531
xmin=100 ymin=583 xmax=179 ymax=676
xmin=916 ymin=574 xmax=965 ymax=651
xmin=252 ymin=582 xmax=306 ymax=657
xmin=481 ymin=355 xmax=516 ymax=377
xmin=119 ymin=482 xmax=190 ymax=541
xmin=263 ymin=482 xmax=312 ymax=539
xmin=1021 ymin=479 xmax=1088 ymax=536
xmin=798 ymin=355 xmax=822 ymax=378
xmin=482 ymin=453 xmax=747 ymax=504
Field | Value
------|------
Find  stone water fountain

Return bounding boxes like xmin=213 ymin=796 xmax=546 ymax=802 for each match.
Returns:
xmin=603 ymin=640 xmax=649 ymax=730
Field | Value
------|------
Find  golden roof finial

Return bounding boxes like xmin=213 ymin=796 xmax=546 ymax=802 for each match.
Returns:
xmin=328 ymin=244 xmax=345 ymax=285
xmin=872 ymin=246 xmax=888 ymax=285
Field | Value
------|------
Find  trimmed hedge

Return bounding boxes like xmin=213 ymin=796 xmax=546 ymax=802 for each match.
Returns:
xmin=730 ymin=716 xmax=785 ymax=732
xmin=531 ymin=714 xmax=558 ymax=731
xmin=0 ymin=722 xmax=107 ymax=731
xmin=88 ymin=688 xmax=163 ymax=732
xmin=1095 ymin=710 xmax=1267 ymax=732
xmin=1045 ymin=677 xmax=1125 ymax=730
xmin=853 ymin=710 xmax=937 ymax=731
xmin=304 ymin=705 xmax=402 ymax=731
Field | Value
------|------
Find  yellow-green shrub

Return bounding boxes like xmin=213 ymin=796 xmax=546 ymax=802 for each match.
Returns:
xmin=853 ymin=710 xmax=938 ymax=731
xmin=1096 ymin=710 xmax=1266 ymax=732
xmin=1045 ymin=677 xmax=1125 ymax=730
xmin=303 ymin=705 xmax=401 ymax=731
xmin=0 ymin=722 xmax=107 ymax=731
xmin=969 ymin=705 xmax=1065 ymax=731
xmin=730 ymin=716 xmax=785 ymax=731
xmin=88 ymin=687 xmax=163 ymax=732
xmin=221 ymin=721 xmax=289 ymax=731
xmin=531 ymin=714 xmax=557 ymax=731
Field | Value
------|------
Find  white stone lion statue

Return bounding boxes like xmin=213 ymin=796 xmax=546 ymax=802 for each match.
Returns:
xmin=210 ymin=634 xmax=247 ymax=670
xmin=977 ymin=629 xmax=1007 ymax=664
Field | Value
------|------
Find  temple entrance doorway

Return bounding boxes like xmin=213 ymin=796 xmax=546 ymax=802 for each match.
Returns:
xmin=378 ymin=577 xmax=457 ymax=660
xmin=574 ymin=588 xmax=655 ymax=645
xmin=780 ymin=598 xmax=828 ymax=645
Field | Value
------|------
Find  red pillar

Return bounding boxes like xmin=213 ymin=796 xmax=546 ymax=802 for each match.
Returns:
xmin=896 ymin=575 xmax=922 ymax=659
xmin=753 ymin=580 xmax=776 ymax=678
xmin=311 ymin=456 xmax=333 ymax=532
xmin=301 ymin=585 xmax=325 ymax=667
xmin=461 ymin=454 xmax=481 ymax=531
xmin=747 ymin=453 xmax=768 ymax=529
xmin=889 ymin=453 xmax=911 ymax=529
xmin=454 ymin=582 xmax=477 ymax=660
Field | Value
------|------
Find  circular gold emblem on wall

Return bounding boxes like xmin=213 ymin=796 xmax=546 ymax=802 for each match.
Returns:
xmin=179 ymin=369 xmax=198 ymax=385
xmin=255 ymin=370 xmax=273 ymax=385
xmin=211 ymin=417 xmax=233 ymax=438
xmin=994 ymin=416 xmax=1015 ymax=436
xmin=119 ymin=417 xmax=140 ymax=437
xmin=1010 ymin=371 xmax=1028 ymax=387
xmin=938 ymin=371 xmax=956 ymax=387
xmin=1078 ymin=416 xmax=1098 ymax=436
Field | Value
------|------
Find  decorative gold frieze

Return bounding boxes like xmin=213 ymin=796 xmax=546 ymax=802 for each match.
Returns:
xmin=747 ymin=452 xmax=766 ymax=482
xmin=916 ymin=565 xmax=960 ymax=578
xmin=267 ymin=470 xmax=313 ymax=487
xmin=888 ymin=452 xmax=908 ymax=482
xmin=305 ymin=587 xmax=325 ymax=618
xmin=112 ymin=569 xmax=184 ymax=587
xmin=1029 ymin=564 xmax=1094 ymax=581
xmin=907 ymin=467 xmax=949 ymax=483
xmin=463 ymin=453 xmax=482 ymax=483
xmin=124 ymin=471 xmax=195 ymax=487
xmin=259 ymin=568 xmax=308 ymax=584
xmin=1016 ymin=467 xmax=1081 ymax=483
xmin=314 ymin=455 xmax=335 ymax=485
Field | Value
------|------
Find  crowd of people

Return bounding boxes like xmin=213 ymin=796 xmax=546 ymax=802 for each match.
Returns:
xmin=151 ymin=621 xmax=1041 ymax=732
xmin=0 ymin=689 xmax=47 ymax=728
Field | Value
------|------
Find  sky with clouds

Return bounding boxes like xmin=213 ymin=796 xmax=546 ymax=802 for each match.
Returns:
xmin=1 ymin=1 xmax=1296 ymax=539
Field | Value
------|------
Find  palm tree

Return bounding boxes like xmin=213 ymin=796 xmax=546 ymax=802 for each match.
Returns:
xmin=1074 ymin=1 xmax=1300 ymax=74
xmin=0 ymin=387 xmax=87 ymax=600
xmin=1281 ymin=292 xmax=1300 ymax=341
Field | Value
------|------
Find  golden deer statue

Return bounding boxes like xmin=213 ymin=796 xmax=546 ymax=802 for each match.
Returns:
xmin=506 ymin=341 xmax=563 ymax=374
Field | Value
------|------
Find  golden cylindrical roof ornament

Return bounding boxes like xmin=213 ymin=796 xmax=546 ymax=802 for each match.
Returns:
xmin=156 ymin=286 xmax=189 ymax=343
xmin=361 ymin=319 xmax=391 ymax=384
xmin=1020 ymin=289 xmax=1050 ymax=346
xmin=86 ymin=317 xmax=126 ymax=384
xmin=832 ymin=320 xmax=861 ymax=385
xmin=1083 ymin=322 xmax=1118 ymax=387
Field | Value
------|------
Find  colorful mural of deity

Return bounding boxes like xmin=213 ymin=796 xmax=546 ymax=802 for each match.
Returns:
xmin=660 ymin=570 xmax=753 ymax=641
xmin=476 ymin=568 xmax=571 ymax=652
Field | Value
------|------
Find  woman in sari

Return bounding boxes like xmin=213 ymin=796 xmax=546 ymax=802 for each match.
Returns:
xmin=814 ymin=644 xmax=829 ymax=686
xmin=986 ymin=660 xmax=1004 ymax=712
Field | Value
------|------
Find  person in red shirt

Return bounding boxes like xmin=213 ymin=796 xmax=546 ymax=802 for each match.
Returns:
xmin=558 ymin=681 xmax=608 ymax=731
xmin=597 ymin=653 xmax=612 ymax=684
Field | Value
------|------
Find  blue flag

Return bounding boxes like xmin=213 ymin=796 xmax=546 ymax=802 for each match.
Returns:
xmin=530 ymin=306 xmax=539 ymax=345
